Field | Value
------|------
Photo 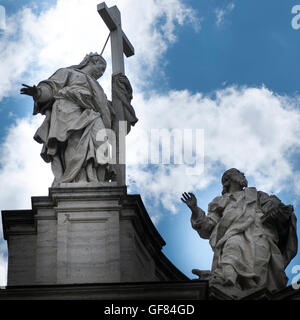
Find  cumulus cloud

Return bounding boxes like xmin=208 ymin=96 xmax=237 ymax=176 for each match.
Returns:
xmin=0 ymin=0 xmax=201 ymax=209
xmin=215 ymin=2 xmax=235 ymax=27
xmin=0 ymin=0 xmax=200 ymax=285
xmin=0 ymin=0 xmax=300 ymax=285
xmin=0 ymin=0 xmax=200 ymax=100
xmin=0 ymin=116 xmax=53 ymax=286
xmin=126 ymin=87 xmax=300 ymax=218
xmin=0 ymin=116 xmax=53 ymax=210
xmin=1 ymin=85 xmax=299 ymax=286
xmin=2 ymin=85 xmax=300 ymax=222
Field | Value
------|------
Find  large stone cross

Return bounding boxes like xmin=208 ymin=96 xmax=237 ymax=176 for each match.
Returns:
xmin=97 ymin=2 xmax=135 ymax=186
xmin=97 ymin=2 xmax=134 ymax=75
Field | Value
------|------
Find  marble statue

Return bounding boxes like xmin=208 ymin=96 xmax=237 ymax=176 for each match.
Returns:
xmin=20 ymin=53 xmax=137 ymax=186
xmin=182 ymin=168 xmax=298 ymax=298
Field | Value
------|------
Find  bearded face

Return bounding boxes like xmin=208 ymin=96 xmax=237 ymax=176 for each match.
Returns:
xmin=221 ymin=168 xmax=248 ymax=195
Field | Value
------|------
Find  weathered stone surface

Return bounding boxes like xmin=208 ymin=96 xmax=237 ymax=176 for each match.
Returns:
xmin=20 ymin=53 xmax=137 ymax=187
xmin=2 ymin=185 xmax=187 ymax=286
xmin=182 ymin=168 xmax=298 ymax=299
xmin=0 ymin=281 xmax=207 ymax=300
xmin=0 ymin=280 xmax=299 ymax=300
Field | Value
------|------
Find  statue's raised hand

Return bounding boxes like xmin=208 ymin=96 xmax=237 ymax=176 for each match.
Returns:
xmin=20 ymin=84 xmax=39 ymax=98
xmin=181 ymin=192 xmax=197 ymax=210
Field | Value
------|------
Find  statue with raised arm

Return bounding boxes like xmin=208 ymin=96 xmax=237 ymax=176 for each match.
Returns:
xmin=182 ymin=168 xmax=298 ymax=298
xmin=20 ymin=53 xmax=137 ymax=186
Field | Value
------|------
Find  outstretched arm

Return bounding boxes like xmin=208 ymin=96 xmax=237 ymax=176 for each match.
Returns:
xmin=181 ymin=192 xmax=216 ymax=239
xmin=21 ymin=83 xmax=54 ymax=102
xmin=21 ymin=68 xmax=72 ymax=116
xmin=21 ymin=83 xmax=55 ymax=116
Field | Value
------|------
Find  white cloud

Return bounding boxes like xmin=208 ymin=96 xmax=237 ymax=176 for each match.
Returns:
xmin=0 ymin=116 xmax=52 ymax=286
xmin=0 ymin=0 xmax=300 ymax=284
xmin=0 ymin=116 xmax=53 ymax=210
xmin=0 ymin=0 xmax=201 ymax=210
xmin=0 ymin=1 xmax=299 ymax=219
xmin=0 ymin=0 xmax=200 ymax=100
xmin=215 ymin=2 xmax=235 ymax=27
xmin=2 ymin=84 xmax=300 ymax=224
xmin=0 ymin=0 xmax=201 ymax=284
xmin=126 ymin=86 xmax=300 ymax=218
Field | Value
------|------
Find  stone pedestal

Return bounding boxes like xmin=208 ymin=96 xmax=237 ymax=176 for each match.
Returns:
xmin=2 ymin=183 xmax=187 ymax=286
xmin=1 ymin=184 xmax=300 ymax=300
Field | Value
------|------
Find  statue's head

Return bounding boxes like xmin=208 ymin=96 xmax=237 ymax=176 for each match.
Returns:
xmin=221 ymin=168 xmax=248 ymax=195
xmin=70 ymin=52 xmax=107 ymax=79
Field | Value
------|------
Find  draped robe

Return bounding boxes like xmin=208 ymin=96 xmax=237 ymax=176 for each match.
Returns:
xmin=191 ymin=187 xmax=298 ymax=295
xmin=33 ymin=67 xmax=114 ymax=185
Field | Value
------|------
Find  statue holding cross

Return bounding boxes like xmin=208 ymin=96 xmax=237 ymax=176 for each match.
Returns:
xmin=20 ymin=2 xmax=137 ymax=186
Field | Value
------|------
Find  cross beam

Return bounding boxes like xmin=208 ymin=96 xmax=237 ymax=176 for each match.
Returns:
xmin=97 ymin=2 xmax=134 ymax=75
xmin=97 ymin=2 xmax=135 ymax=186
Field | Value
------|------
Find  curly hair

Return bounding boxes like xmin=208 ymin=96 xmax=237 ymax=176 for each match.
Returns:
xmin=221 ymin=168 xmax=248 ymax=195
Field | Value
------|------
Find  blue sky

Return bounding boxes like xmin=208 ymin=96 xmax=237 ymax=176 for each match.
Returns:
xmin=0 ymin=0 xmax=300 ymax=288
xmin=162 ymin=0 xmax=300 ymax=96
